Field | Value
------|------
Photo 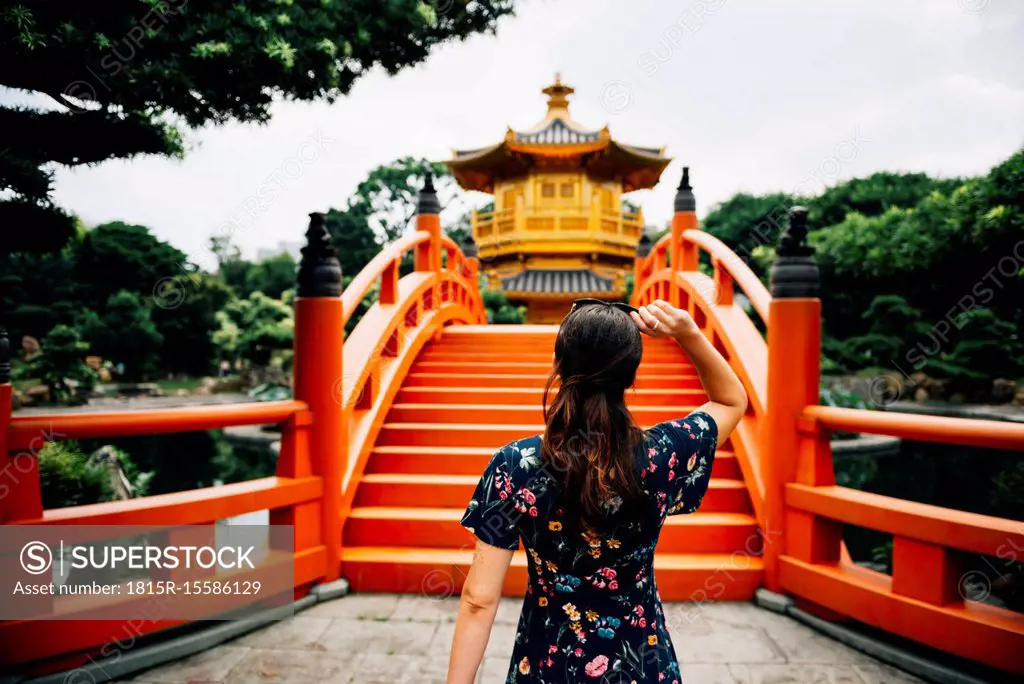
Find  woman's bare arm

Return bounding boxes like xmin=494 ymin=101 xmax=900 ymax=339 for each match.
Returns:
xmin=447 ymin=539 xmax=514 ymax=684
xmin=632 ymin=300 xmax=748 ymax=444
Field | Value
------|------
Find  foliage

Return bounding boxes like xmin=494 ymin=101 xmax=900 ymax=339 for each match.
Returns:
xmin=38 ymin=441 xmax=151 ymax=509
xmin=991 ymin=461 xmax=1024 ymax=521
xmin=78 ymin=290 xmax=164 ymax=381
xmin=38 ymin=442 xmax=111 ymax=508
xmin=242 ymin=253 xmax=296 ymax=300
xmin=2 ymin=221 xmax=230 ymax=379
xmin=1 ymin=0 xmax=516 ymax=253
xmin=324 ymin=157 xmax=457 ymax=276
xmin=482 ymin=288 xmax=526 ymax=324
xmin=30 ymin=324 xmax=97 ymax=404
xmin=213 ymin=291 xmax=294 ymax=366
xmin=702 ymin=192 xmax=791 ymax=272
xmin=706 ymin=149 xmax=1024 ymax=390
xmin=833 ymin=454 xmax=879 ymax=490
xmin=806 ymin=172 xmax=962 ymax=228
xmin=211 ymin=243 xmax=295 ymax=300
xmin=818 ymin=386 xmax=866 ymax=440
xmin=150 ymin=271 xmax=233 ymax=376
xmin=72 ymin=221 xmax=187 ymax=304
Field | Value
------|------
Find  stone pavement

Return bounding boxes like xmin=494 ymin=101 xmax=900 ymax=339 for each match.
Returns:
xmin=121 ymin=594 xmax=925 ymax=683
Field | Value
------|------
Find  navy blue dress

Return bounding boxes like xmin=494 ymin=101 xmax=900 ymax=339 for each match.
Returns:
xmin=461 ymin=411 xmax=718 ymax=683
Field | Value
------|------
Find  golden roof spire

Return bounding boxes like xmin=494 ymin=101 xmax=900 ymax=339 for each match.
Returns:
xmin=542 ymin=73 xmax=574 ymax=114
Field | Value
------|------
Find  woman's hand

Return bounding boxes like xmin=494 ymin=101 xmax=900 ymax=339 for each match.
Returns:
xmin=630 ymin=300 xmax=701 ymax=341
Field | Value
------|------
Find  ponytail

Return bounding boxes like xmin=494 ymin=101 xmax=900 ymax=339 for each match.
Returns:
xmin=541 ymin=367 xmax=645 ymax=533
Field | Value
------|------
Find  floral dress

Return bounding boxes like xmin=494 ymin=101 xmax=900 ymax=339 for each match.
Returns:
xmin=461 ymin=411 xmax=718 ymax=683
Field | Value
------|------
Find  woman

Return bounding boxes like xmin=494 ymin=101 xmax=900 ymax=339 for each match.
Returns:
xmin=447 ymin=299 xmax=748 ymax=683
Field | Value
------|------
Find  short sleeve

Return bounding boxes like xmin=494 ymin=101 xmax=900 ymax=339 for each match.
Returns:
xmin=643 ymin=410 xmax=718 ymax=516
xmin=460 ymin=448 xmax=521 ymax=550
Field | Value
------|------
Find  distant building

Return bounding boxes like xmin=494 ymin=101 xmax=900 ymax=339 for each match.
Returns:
xmin=256 ymin=240 xmax=303 ymax=262
xmin=446 ymin=75 xmax=671 ymax=323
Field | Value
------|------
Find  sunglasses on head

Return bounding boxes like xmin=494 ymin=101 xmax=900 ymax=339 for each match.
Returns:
xmin=571 ymin=298 xmax=639 ymax=315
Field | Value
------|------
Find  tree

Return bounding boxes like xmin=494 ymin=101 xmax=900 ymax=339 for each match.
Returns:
xmin=73 ymin=221 xmax=187 ymax=304
xmin=482 ymin=288 xmax=525 ymax=324
xmin=323 ymin=157 xmax=464 ymax=276
xmin=0 ymin=227 xmax=83 ymax=340
xmin=38 ymin=442 xmax=151 ymax=509
xmin=702 ymin=192 xmax=793 ymax=272
xmin=78 ymin=291 xmax=164 ymax=381
xmin=30 ymin=324 xmax=97 ymax=404
xmin=242 ymin=253 xmax=296 ymax=300
xmin=214 ymin=291 xmax=293 ymax=367
xmin=1 ymin=1 xmax=516 ymax=253
xmin=152 ymin=272 xmax=233 ymax=376
xmin=807 ymin=172 xmax=963 ymax=229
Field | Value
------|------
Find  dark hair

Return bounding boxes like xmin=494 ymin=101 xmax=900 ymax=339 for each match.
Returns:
xmin=542 ymin=303 xmax=646 ymax=532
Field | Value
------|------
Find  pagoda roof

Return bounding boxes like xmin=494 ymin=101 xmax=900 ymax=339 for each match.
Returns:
xmin=502 ymin=268 xmax=614 ymax=295
xmin=447 ymin=75 xmax=670 ymax=193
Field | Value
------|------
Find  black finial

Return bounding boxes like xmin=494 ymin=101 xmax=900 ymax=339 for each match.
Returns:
xmin=418 ymin=171 xmax=441 ymax=215
xmin=635 ymin=231 xmax=652 ymax=258
xmin=0 ymin=326 xmax=9 ymax=384
xmin=297 ymin=212 xmax=342 ymax=297
xmin=460 ymin=232 xmax=478 ymax=258
xmin=770 ymin=206 xmax=820 ymax=298
xmin=674 ymin=166 xmax=695 ymax=212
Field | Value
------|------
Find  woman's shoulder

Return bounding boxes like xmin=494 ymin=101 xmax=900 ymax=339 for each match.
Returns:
xmin=492 ymin=434 xmax=545 ymax=480
xmin=643 ymin=411 xmax=717 ymax=444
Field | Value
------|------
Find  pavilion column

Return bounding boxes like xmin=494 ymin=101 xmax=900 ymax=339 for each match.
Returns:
xmin=761 ymin=207 xmax=823 ymax=593
xmin=671 ymin=167 xmax=698 ymax=310
xmin=293 ymin=212 xmax=345 ymax=582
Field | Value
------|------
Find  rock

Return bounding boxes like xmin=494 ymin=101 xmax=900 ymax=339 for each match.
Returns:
xmin=26 ymin=385 xmax=50 ymax=402
xmin=98 ymin=367 xmax=112 ymax=383
xmin=174 ymin=389 xmax=190 ymax=397
xmin=85 ymin=355 xmax=102 ymax=371
xmin=992 ymin=378 xmax=1017 ymax=404
xmin=1013 ymin=387 xmax=1024 ymax=407
xmin=927 ymin=379 xmax=949 ymax=401
xmin=87 ymin=446 xmax=149 ymax=501
xmin=212 ymin=376 xmax=247 ymax=393
xmin=949 ymin=393 xmax=965 ymax=404
xmin=909 ymin=372 xmax=928 ymax=386
xmin=914 ymin=387 xmax=929 ymax=402
xmin=20 ymin=335 xmax=40 ymax=360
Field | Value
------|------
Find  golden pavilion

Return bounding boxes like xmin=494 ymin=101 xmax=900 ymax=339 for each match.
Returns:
xmin=446 ymin=76 xmax=671 ymax=323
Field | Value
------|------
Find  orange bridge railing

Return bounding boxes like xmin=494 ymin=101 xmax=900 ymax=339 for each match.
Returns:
xmin=632 ymin=170 xmax=1024 ymax=674
xmin=0 ymin=177 xmax=484 ymax=676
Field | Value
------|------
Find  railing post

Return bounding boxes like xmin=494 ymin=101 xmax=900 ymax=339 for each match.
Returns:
xmin=415 ymin=172 xmax=442 ymax=274
xmin=0 ymin=326 xmax=42 ymax=525
xmin=762 ymin=206 xmax=821 ymax=593
xmin=0 ymin=326 xmax=13 ymax=522
xmin=672 ymin=167 xmax=698 ymax=307
xmin=294 ymin=212 xmax=345 ymax=582
xmin=632 ymin=232 xmax=652 ymax=305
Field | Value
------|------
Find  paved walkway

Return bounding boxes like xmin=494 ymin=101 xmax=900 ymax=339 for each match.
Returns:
xmin=120 ymin=594 xmax=924 ymax=683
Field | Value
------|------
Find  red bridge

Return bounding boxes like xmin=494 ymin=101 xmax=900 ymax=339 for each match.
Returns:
xmin=1 ymin=174 xmax=1021 ymax=680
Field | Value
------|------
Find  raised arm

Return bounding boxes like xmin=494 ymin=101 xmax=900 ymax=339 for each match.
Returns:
xmin=631 ymin=299 xmax=748 ymax=444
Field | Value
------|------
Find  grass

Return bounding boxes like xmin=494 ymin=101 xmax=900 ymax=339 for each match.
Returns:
xmin=155 ymin=378 xmax=205 ymax=393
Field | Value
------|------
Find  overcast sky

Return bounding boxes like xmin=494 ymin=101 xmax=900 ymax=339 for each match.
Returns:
xmin=24 ymin=0 xmax=1024 ymax=263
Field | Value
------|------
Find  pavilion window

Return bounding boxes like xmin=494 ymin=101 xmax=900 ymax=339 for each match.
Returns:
xmin=560 ymin=183 xmax=574 ymax=198
xmin=541 ymin=182 xmax=556 ymax=198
